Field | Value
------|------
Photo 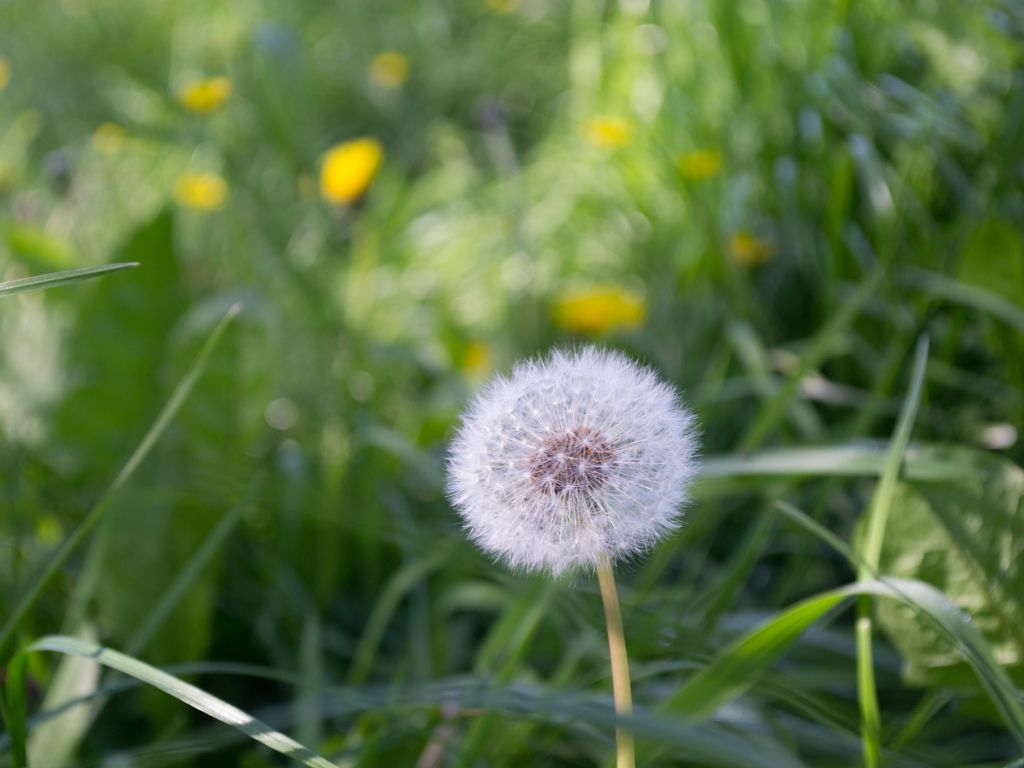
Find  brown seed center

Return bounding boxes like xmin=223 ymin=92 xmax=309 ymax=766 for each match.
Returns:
xmin=529 ymin=426 xmax=614 ymax=497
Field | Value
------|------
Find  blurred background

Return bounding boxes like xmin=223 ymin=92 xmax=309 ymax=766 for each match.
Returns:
xmin=1 ymin=0 xmax=1023 ymax=766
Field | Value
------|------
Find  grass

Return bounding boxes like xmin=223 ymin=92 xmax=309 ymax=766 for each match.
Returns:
xmin=1 ymin=0 xmax=1024 ymax=766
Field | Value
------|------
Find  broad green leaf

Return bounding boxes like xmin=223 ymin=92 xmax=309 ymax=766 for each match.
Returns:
xmin=54 ymin=210 xmax=186 ymax=472
xmin=8 ymin=636 xmax=335 ymax=768
xmin=876 ymin=446 xmax=1024 ymax=681
xmin=0 ymin=262 xmax=137 ymax=298
xmin=4 ymin=225 xmax=74 ymax=270
xmin=957 ymin=216 xmax=1024 ymax=306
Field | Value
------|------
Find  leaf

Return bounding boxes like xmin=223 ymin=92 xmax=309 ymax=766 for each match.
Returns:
xmin=7 ymin=636 xmax=336 ymax=768
xmin=0 ymin=304 xmax=239 ymax=660
xmin=53 ymin=210 xmax=186 ymax=474
xmin=26 ymin=624 xmax=101 ymax=768
xmin=875 ymin=446 xmax=1024 ymax=682
xmin=661 ymin=578 xmax=1024 ymax=749
xmin=0 ymin=262 xmax=138 ymax=299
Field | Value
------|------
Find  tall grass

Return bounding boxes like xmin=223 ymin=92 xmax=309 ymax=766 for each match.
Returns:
xmin=1 ymin=0 xmax=1023 ymax=765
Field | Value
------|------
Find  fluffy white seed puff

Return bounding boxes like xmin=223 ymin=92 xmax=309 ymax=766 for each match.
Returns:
xmin=447 ymin=347 xmax=699 ymax=575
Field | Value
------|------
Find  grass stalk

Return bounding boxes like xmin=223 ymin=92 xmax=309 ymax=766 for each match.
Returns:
xmin=597 ymin=553 xmax=635 ymax=768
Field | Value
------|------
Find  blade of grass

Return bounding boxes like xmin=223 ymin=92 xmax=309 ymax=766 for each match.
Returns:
xmin=126 ymin=472 xmax=260 ymax=656
xmin=856 ymin=335 xmax=929 ymax=768
xmin=741 ymin=265 xmax=884 ymax=450
xmin=0 ymin=304 xmax=240 ymax=661
xmin=0 ymin=262 xmax=138 ymax=298
xmin=659 ymin=576 xmax=1024 ymax=747
xmin=898 ymin=267 xmax=1024 ymax=335
xmin=6 ymin=636 xmax=336 ymax=768
xmin=348 ymin=548 xmax=450 ymax=685
xmin=698 ymin=443 xmax=973 ymax=484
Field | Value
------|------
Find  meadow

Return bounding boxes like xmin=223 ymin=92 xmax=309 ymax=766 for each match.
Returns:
xmin=1 ymin=0 xmax=1024 ymax=766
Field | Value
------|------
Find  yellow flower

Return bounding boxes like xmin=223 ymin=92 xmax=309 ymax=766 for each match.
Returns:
xmin=320 ymin=138 xmax=383 ymax=206
xmin=460 ymin=341 xmax=494 ymax=382
xmin=178 ymin=76 xmax=232 ymax=114
xmin=728 ymin=231 xmax=776 ymax=268
xmin=370 ymin=51 xmax=409 ymax=89
xmin=487 ymin=0 xmax=520 ymax=13
xmin=91 ymin=122 xmax=125 ymax=154
xmin=0 ymin=58 xmax=10 ymax=91
xmin=552 ymin=286 xmax=647 ymax=335
xmin=585 ymin=117 xmax=631 ymax=150
xmin=174 ymin=172 xmax=229 ymax=211
xmin=677 ymin=149 xmax=723 ymax=182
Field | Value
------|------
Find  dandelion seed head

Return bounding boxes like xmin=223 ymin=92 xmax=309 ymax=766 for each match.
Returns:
xmin=446 ymin=346 xmax=699 ymax=574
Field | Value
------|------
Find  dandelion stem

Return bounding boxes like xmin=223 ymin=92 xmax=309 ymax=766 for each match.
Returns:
xmin=597 ymin=553 xmax=635 ymax=768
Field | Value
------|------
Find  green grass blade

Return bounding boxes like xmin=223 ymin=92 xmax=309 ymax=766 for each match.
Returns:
xmin=0 ymin=262 xmax=138 ymax=298
xmin=2 ymin=653 xmax=29 ymax=767
xmin=698 ymin=443 xmax=973 ymax=485
xmin=0 ymin=304 xmax=241 ymax=661
xmin=126 ymin=474 xmax=259 ymax=656
xmin=661 ymin=577 xmax=1024 ymax=748
xmin=347 ymin=549 xmax=449 ymax=685
xmin=856 ymin=335 xmax=929 ymax=767
xmin=899 ymin=267 xmax=1024 ymax=335
xmin=741 ymin=265 xmax=883 ymax=450
xmin=15 ymin=636 xmax=336 ymax=768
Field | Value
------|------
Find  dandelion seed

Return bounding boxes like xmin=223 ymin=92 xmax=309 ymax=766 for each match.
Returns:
xmin=319 ymin=138 xmax=383 ymax=206
xmin=677 ymin=149 xmax=723 ymax=182
xmin=174 ymin=172 xmax=229 ymax=211
xmin=585 ymin=117 xmax=632 ymax=150
xmin=552 ymin=286 xmax=646 ymax=336
xmin=728 ymin=231 xmax=775 ymax=268
xmin=178 ymin=76 xmax=232 ymax=114
xmin=370 ymin=51 xmax=409 ymax=89
xmin=447 ymin=346 xmax=698 ymax=574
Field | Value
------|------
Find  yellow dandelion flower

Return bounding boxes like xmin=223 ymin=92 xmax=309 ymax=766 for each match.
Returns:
xmin=370 ymin=51 xmax=409 ymax=89
xmin=174 ymin=172 xmax=229 ymax=211
xmin=91 ymin=122 xmax=126 ymax=154
xmin=0 ymin=58 xmax=10 ymax=91
xmin=677 ymin=149 xmax=723 ymax=182
xmin=178 ymin=76 xmax=232 ymax=114
xmin=320 ymin=138 xmax=384 ymax=206
xmin=487 ymin=0 xmax=520 ymax=13
xmin=728 ymin=231 xmax=776 ymax=268
xmin=585 ymin=116 xmax=632 ymax=150
xmin=460 ymin=341 xmax=494 ymax=382
xmin=552 ymin=286 xmax=647 ymax=336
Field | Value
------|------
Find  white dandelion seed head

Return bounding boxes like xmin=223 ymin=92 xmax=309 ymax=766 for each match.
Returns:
xmin=446 ymin=346 xmax=700 ymax=575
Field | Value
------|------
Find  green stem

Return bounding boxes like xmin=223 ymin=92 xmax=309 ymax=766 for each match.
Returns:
xmin=597 ymin=553 xmax=635 ymax=768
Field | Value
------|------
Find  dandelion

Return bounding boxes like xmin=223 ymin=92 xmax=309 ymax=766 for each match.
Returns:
xmin=178 ymin=76 xmax=232 ymax=114
xmin=552 ymin=286 xmax=646 ymax=336
xmin=174 ymin=172 xmax=229 ymax=211
xmin=319 ymin=138 xmax=383 ymax=206
xmin=677 ymin=149 xmax=723 ymax=182
xmin=370 ymin=51 xmax=409 ymax=89
xmin=0 ymin=57 xmax=10 ymax=91
xmin=91 ymin=122 xmax=125 ymax=154
xmin=585 ymin=117 xmax=631 ymax=150
xmin=728 ymin=231 xmax=776 ymax=268
xmin=447 ymin=346 xmax=699 ymax=767
xmin=459 ymin=341 xmax=494 ymax=383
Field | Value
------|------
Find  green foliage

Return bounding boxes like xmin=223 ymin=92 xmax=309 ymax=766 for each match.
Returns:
xmin=2 ymin=0 xmax=1024 ymax=766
